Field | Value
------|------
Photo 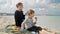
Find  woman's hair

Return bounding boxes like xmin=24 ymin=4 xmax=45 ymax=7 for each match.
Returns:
xmin=25 ymin=9 xmax=35 ymax=15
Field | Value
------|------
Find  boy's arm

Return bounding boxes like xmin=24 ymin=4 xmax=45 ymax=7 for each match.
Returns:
xmin=22 ymin=15 xmax=25 ymax=20
xmin=19 ymin=12 xmax=25 ymax=20
xmin=15 ymin=11 xmax=22 ymax=20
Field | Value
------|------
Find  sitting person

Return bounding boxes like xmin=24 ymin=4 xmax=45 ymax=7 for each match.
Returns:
xmin=21 ymin=9 xmax=56 ymax=34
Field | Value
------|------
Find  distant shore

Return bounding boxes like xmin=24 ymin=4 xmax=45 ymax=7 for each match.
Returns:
xmin=0 ymin=13 xmax=60 ymax=16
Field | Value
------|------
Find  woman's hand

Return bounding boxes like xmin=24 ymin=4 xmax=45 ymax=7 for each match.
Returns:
xmin=33 ymin=17 xmax=37 ymax=24
xmin=35 ymin=17 xmax=37 ymax=21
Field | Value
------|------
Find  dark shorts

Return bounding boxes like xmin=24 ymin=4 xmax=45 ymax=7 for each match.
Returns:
xmin=16 ymin=20 xmax=23 ymax=27
xmin=16 ymin=23 xmax=22 ymax=27
xmin=27 ymin=26 xmax=42 ymax=32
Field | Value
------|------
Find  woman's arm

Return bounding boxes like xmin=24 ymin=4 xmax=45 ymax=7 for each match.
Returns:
xmin=21 ymin=22 xmax=25 ymax=30
xmin=21 ymin=19 xmax=27 ymax=30
xmin=33 ymin=17 xmax=37 ymax=24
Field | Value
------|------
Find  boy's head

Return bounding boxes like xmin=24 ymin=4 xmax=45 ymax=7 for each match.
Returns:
xmin=26 ymin=9 xmax=35 ymax=18
xmin=16 ymin=2 xmax=23 ymax=10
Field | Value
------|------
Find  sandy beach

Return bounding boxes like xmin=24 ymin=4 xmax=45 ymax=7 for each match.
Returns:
xmin=0 ymin=16 xmax=60 ymax=34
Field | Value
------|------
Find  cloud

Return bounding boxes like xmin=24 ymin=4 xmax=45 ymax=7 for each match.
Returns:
xmin=51 ymin=0 xmax=60 ymax=3
xmin=46 ymin=3 xmax=60 ymax=15
xmin=0 ymin=0 xmax=60 ymax=15
xmin=39 ymin=8 xmax=48 ymax=15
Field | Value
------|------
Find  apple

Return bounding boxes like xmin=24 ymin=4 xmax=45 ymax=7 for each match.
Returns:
xmin=16 ymin=27 xmax=20 ymax=31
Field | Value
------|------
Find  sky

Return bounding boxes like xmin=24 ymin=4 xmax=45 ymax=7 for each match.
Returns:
xmin=0 ymin=0 xmax=60 ymax=16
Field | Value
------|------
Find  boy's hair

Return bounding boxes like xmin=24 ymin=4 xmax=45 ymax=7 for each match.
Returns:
xmin=26 ymin=9 xmax=35 ymax=15
xmin=16 ymin=2 xmax=23 ymax=8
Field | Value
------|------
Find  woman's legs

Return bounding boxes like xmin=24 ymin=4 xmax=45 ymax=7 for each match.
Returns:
xmin=39 ymin=30 xmax=56 ymax=34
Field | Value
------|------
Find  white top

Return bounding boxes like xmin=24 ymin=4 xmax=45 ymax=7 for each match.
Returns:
xmin=21 ymin=17 xmax=36 ymax=30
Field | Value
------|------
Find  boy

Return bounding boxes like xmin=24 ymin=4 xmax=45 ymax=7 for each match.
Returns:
xmin=14 ymin=2 xmax=25 ymax=28
xmin=21 ymin=9 xmax=56 ymax=34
